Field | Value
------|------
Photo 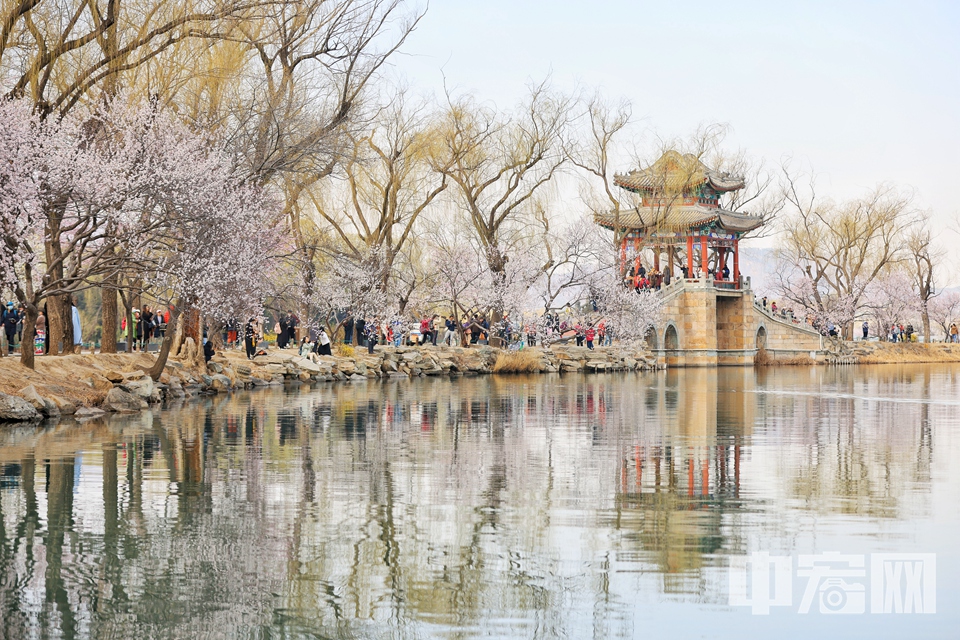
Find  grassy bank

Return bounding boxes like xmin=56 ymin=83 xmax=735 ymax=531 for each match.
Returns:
xmin=0 ymin=352 xmax=200 ymax=410
xmin=854 ymin=341 xmax=960 ymax=364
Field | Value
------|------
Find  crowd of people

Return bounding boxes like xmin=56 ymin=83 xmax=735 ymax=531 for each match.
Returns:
xmin=0 ymin=298 xmax=79 ymax=356
xmin=218 ymin=308 xmax=620 ymax=360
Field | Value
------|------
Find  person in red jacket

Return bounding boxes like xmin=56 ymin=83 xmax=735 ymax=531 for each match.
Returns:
xmin=585 ymin=326 xmax=596 ymax=350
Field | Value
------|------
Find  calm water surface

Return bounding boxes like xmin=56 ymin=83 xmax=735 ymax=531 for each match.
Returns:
xmin=0 ymin=365 xmax=957 ymax=639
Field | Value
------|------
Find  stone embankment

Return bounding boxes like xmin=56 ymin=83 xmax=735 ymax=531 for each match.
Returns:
xmin=0 ymin=344 xmax=658 ymax=423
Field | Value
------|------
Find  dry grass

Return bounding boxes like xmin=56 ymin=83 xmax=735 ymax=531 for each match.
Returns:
xmin=856 ymin=342 xmax=960 ymax=364
xmin=492 ymin=349 xmax=543 ymax=374
xmin=0 ymin=351 xmax=203 ymax=408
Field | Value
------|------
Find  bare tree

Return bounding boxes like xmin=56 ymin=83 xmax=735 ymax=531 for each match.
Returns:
xmin=905 ymin=214 xmax=942 ymax=341
xmin=307 ymin=88 xmax=447 ymax=291
xmin=564 ymin=91 xmax=633 ymax=256
xmin=432 ymin=80 xmax=572 ymax=287
xmin=774 ymin=171 xmax=915 ymax=337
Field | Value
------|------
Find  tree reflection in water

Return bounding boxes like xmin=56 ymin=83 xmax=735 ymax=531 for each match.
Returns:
xmin=0 ymin=365 xmax=953 ymax=639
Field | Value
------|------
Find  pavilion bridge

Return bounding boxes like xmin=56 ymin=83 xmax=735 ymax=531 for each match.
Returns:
xmin=597 ymin=151 xmax=823 ymax=366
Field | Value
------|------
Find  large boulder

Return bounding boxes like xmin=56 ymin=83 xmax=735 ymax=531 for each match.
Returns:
xmin=121 ymin=376 xmax=156 ymax=400
xmin=0 ymin=392 xmax=42 ymax=422
xmin=48 ymin=395 xmax=77 ymax=415
xmin=18 ymin=385 xmax=60 ymax=417
xmin=291 ymin=357 xmax=321 ymax=374
xmin=210 ymin=374 xmax=232 ymax=391
xmin=103 ymin=388 xmax=145 ymax=413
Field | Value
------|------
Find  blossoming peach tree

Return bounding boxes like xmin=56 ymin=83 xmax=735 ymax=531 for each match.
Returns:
xmin=0 ymin=96 xmax=282 ymax=371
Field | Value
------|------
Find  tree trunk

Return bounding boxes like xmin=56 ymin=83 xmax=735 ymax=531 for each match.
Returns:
xmin=47 ymin=295 xmax=66 ymax=355
xmin=179 ymin=308 xmax=204 ymax=368
xmin=170 ymin=312 xmax=185 ymax=357
xmin=922 ymin=302 xmax=931 ymax=343
xmin=148 ymin=306 xmax=181 ymax=381
xmin=209 ymin=319 xmax=225 ymax=351
xmin=125 ymin=303 xmax=135 ymax=350
xmin=18 ymin=305 xmax=38 ymax=369
xmin=101 ymin=276 xmax=118 ymax=353
xmin=61 ymin=297 xmax=75 ymax=354
xmin=182 ymin=308 xmax=201 ymax=347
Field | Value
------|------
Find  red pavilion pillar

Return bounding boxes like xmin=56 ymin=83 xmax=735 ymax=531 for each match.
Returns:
xmin=733 ymin=239 xmax=740 ymax=284
xmin=633 ymin=236 xmax=641 ymax=287
xmin=701 ymin=235 xmax=708 ymax=277
xmin=686 ymin=236 xmax=693 ymax=277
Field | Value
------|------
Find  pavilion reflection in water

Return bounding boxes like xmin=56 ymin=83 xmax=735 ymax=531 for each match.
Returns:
xmin=0 ymin=366 xmax=945 ymax=638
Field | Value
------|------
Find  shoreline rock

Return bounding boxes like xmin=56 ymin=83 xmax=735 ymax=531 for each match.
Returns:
xmin=0 ymin=344 xmax=659 ymax=424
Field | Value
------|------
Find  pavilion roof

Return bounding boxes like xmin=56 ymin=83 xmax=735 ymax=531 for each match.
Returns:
xmin=614 ymin=150 xmax=745 ymax=194
xmin=594 ymin=204 xmax=763 ymax=234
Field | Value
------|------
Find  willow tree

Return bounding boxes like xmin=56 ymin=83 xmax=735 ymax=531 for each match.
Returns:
xmin=564 ymin=92 xmax=633 ymax=259
xmin=307 ymin=89 xmax=448 ymax=293
xmin=774 ymin=176 xmax=915 ymax=338
xmin=432 ymin=81 xmax=572 ymax=291
xmin=233 ymin=1 xmax=422 ymax=286
xmin=906 ymin=214 xmax=941 ymax=341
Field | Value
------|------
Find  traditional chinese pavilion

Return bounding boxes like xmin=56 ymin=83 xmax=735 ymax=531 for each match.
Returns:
xmin=595 ymin=150 xmax=763 ymax=286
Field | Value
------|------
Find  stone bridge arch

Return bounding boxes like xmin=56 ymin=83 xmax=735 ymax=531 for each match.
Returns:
xmin=664 ymin=323 xmax=680 ymax=350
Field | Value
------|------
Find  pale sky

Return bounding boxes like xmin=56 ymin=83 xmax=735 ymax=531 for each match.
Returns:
xmin=392 ymin=0 xmax=960 ymax=240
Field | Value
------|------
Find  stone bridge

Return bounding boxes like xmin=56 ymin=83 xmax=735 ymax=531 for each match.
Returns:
xmin=647 ymin=277 xmax=823 ymax=366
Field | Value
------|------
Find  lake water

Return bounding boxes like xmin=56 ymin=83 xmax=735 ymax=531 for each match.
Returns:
xmin=0 ymin=365 xmax=957 ymax=639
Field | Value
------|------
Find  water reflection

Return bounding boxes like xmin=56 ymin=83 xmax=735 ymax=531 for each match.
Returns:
xmin=0 ymin=365 xmax=956 ymax=638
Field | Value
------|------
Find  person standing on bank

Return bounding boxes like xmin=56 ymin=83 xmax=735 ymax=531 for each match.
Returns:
xmin=354 ymin=317 xmax=366 ymax=347
xmin=2 ymin=302 xmax=18 ymax=355
xmin=862 ymin=320 xmax=869 ymax=340
xmin=365 ymin=319 xmax=378 ymax=354
xmin=142 ymin=306 xmax=155 ymax=349
xmin=71 ymin=297 xmax=82 ymax=353
xmin=244 ymin=318 xmax=257 ymax=359
xmin=444 ymin=315 xmax=457 ymax=346
xmin=317 ymin=328 xmax=332 ymax=355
